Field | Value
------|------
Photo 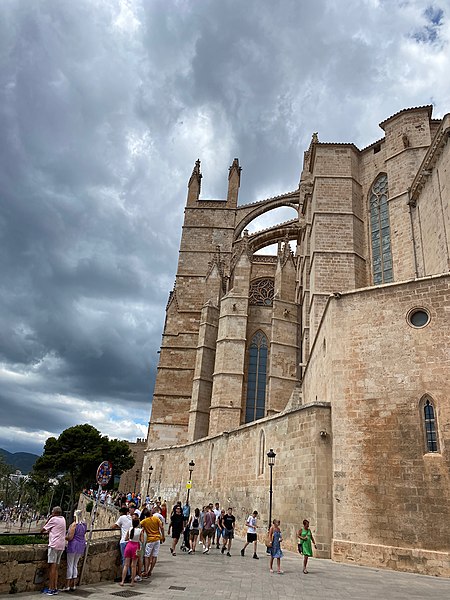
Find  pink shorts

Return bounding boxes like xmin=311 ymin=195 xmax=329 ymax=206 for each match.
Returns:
xmin=124 ymin=541 xmax=140 ymax=559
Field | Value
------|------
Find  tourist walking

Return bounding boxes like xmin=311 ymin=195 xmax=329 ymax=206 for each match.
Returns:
xmin=221 ymin=507 xmax=235 ymax=557
xmin=198 ymin=506 xmax=206 ymax=546
xmin=297 ymin=519 xmax=317 ymax=574
xmin=202 ymin=504 xmax=216 ymax=554
xmin=213 ymin=502 xmax=221 ymax=548
xmin=187 ymin=508 xmax=201 ymax=553
xmin=120 ymin=517 xmax=142 ymax=586
xmin=268 ymin=519 xmax=283 ymax=574
xmin=41 ymin=506 xmax=67 ymax=595
xmin=217 ymin=509 xmax=225 ymax=549
xmin=64 ymin=510 xmax=87 ymax=591
xmin=140 ymin=507 xmax=165 ymax=577
xmin=240 ymin=510 xmax=259 ymax=559
xmin=168 ymin=505 xmax=184 ymax=556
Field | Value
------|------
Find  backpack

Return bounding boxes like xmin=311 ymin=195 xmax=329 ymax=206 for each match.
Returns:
xmin=192 ymin=517 xmax=199 ymax=528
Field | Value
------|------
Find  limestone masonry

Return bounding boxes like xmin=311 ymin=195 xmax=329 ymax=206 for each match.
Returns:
xmin=142 ymin=106 xmax=449 ymax=576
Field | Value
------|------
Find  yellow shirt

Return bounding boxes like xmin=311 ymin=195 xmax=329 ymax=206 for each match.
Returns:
xmin=141 ymin=516 xmax=162 ymax=542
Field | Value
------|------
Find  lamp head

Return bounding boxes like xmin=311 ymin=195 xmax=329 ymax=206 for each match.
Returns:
xmin=267 ymin=448 xmax=276 ymax=466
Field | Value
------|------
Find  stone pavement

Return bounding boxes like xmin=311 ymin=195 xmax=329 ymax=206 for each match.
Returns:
xmin=3 ymin=538 xmax=449 ymax=600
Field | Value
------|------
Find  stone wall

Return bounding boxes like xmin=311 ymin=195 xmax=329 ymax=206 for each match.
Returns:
xmin=303 ymin=273 xmax=450 ymax=577
xmin=77 ymin=493 xmax=119 ymax=538
xmin=118 ymin=438 xmax=146 ymax=493
xmin=0 ymin=536 xmax=120 ymax=594
xmin=142 ymin=402 xmax=332 ymax=557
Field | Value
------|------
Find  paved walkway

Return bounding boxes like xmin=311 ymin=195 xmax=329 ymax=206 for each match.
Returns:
xmin=4 ymin=538 xmax=450 ymax=600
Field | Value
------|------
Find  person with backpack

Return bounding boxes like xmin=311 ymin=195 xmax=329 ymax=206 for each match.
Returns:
xmin=240 ymin=510 xmax=259 ymax=559
xmin=187 ymin=508 xmax=201 ymax=553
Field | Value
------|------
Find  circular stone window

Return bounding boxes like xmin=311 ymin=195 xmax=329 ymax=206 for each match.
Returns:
xmin=407 ymin=308 xmax=430 ymax=328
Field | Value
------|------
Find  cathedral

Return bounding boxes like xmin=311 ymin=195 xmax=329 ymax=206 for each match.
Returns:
xmin=143 ymin=106 xmax=449 ymax=576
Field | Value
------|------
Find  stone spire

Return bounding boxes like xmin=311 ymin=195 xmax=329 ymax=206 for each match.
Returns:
xmin=227 ymin=158 xmax=241 ymax=207
xmin=187 ymin=159 xmax=202 ymax=206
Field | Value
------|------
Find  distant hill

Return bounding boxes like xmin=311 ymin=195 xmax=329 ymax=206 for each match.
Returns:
xmin=0 ymin=449 xmax=40 ymax=474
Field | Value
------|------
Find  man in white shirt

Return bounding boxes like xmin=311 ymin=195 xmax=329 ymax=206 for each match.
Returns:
xmin=113 ymin=506 xmax=132 ymax=566
xmin=213 ymin=502 xmax=221 ymax=548
xmin=240 ymin=510 xmax=259 ymax=559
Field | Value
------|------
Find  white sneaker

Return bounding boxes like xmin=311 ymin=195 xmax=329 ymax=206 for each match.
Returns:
xmin=134 ymin=576 xmax=142 ymax=582
xmin=203 ymin=548 xmax=209 ymax=554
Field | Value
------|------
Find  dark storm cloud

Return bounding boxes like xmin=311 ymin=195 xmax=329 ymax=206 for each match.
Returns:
xmin=1 ymin=0 xmax=449 ymax=453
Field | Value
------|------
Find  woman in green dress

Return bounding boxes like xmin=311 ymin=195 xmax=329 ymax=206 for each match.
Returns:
xmin=297 ymin=519 xmax=317 ymax=574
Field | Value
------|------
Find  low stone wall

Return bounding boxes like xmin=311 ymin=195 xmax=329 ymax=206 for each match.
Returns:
xmin=143 ymin=402 xmax=333 ymax=557
xmin=0 ymin=536 xmax=121 ymax=594
xmin=332 ymin=540 xmax=450 ymax=578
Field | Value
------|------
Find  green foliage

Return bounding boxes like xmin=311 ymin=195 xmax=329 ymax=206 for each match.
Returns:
xmin=33 ymin=424 xmax=135 ymax=506
xmin=0 ymin=535 xmax=48 ymax=545
xmin=0 ymin=454 xmax=12 ymax=479
xmin=85 ymin=500 xmax=94 ymax=513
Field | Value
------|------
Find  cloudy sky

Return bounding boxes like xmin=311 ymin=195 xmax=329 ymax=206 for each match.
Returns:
xmin=1 ymin=0 xmax=449 ymax=455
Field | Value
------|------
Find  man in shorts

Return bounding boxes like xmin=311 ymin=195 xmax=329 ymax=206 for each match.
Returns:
xmin=221 ymin=507 xmax=235 ymax=557
xmin=202 ymin=504 xmax=216 ymax=554
xmin=41 ymin=506 xmax=66 ymax=595
xmin=240 ymin=510 xmax=259 ymax=559
xmin=140 ymin=506 xmax=165 ymax=577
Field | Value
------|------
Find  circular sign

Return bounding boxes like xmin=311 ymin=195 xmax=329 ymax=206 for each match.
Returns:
xmin=96 ymin=461 xmax=113 ymax=486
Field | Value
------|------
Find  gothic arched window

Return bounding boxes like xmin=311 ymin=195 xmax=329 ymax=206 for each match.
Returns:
xmin=258 ymin=429 xmax=266 ymax=476
xmin=422 ymin=396 xmax=439 ymax=453
xmin=245 ymin=331 xmax=268 ymax=423
xmin=369 ymin=174 xmax=393 ymax=284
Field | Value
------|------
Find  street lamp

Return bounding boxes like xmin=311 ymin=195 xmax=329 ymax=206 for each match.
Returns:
xmin=267 ymin=449 xmax=276 ymax=530
xmin=134 ymin=469 xmax=140 ymax=495
xmin=186 ymin=460 xmax=195 ymax=505
xmin=146 ymin=465 xmax=154 ymax=498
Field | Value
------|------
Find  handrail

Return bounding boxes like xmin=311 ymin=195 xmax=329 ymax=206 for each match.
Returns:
xmin=0 ymin=528 xmax=119 ymax=537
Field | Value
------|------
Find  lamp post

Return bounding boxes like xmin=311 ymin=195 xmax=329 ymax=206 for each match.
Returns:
xmin=267 ymin=448 xmax=276 ymax=530
xmin=186 ymin=460 xmax=195 ymax=505
xmin=134 ymin=469 xmax=140 ymax=495
xmin=146 ymin=465 xmax=154 ymax=498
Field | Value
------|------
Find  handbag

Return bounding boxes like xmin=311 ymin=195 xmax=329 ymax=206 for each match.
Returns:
xmin=297 ymin=541 xmax=303 ymax=554
xmin=264 ymin=533 xmax=272 ymax=548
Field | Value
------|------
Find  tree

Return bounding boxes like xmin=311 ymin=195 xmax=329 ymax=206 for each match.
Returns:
xmin=33 ymin=424 xmax=135 ymax=511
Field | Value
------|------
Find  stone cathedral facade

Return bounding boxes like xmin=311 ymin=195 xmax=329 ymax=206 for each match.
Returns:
xmin=143 ymin=106 xmax=450 ymax=576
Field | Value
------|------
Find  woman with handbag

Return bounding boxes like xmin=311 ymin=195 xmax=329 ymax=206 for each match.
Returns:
xmin=64 ymin=510 xmax=87 ymax=591
xmin=268 ymin=519 xmax=283 ymax=574
xmin=297 ymin=519 xmax=317 ymax=574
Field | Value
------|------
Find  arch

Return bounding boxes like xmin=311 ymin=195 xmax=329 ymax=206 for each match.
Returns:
xmin=369 ymin=173 xmax=393 ymax=284
xmin=235 ymin=192 xmax=299 ymax=239
xmin=257 ymin=429 xmax=266 ymax=476
xmin=245 ymin=330 xmax=268 ymax=423
xmin=420 ymin=395 xmax=439 ymax=453
xmin=248 ymin=220 xmax=300 ymax=253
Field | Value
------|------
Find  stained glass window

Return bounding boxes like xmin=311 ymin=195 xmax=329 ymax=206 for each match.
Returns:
xmin=424 ymin=398 xmax=438 ymax=453
xmin=245 ymin=331 xmax=268 ymax=423
xmin=369 ymin=174 xmax=393 ymax=284
xmin=249 ymin=278 xmax=275 ymax=306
